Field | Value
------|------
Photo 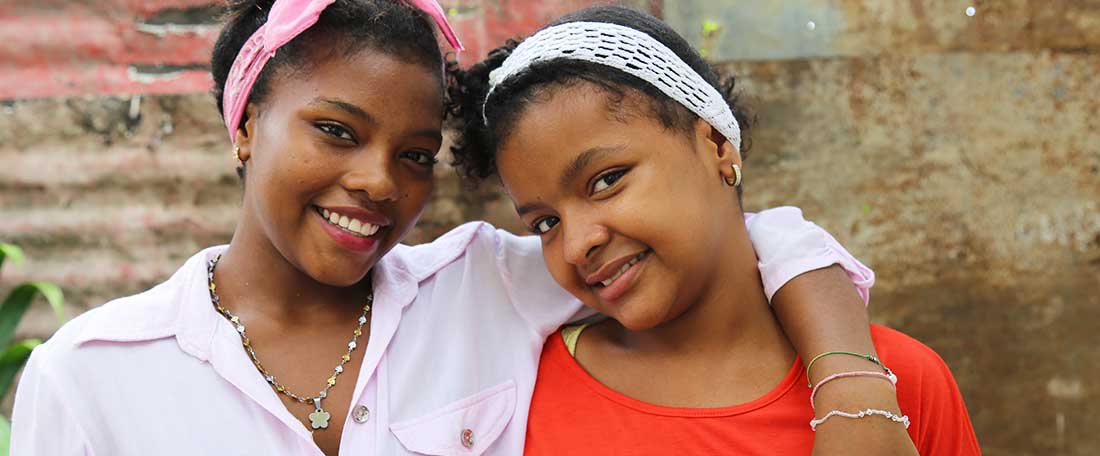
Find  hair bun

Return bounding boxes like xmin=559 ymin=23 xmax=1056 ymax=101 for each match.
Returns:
xmin=487 ymin=46 xmax=512 ymax=61
xmin=227 ymin=0 xmax=276 ymax=16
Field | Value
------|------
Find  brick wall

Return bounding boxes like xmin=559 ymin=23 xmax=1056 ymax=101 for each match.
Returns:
xmin=2 ymin=1 xmax=1098 ymax=454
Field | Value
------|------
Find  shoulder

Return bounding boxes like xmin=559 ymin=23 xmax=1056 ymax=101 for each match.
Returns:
xmin=395 ymin=222 xmax=579 ymax=335
xmin=869 ymin=325 xmax=959 ymax=392
xmin=869 ymin=325 xmax=981 ymax=454
xmin=869 ymin=325 xmax=945 ymax=370
xmin=72 ymin=281 xmax=180 ymax=342
xmin=20 ymin=288 xmax=181 ymax=411
xmin=390 ymin=222 xmax=539 ymax=280
xmin=32 ymin=247 xmax=218 ymax=368
xmin=868 ymin=325 xmax=967 ymax=415
xmin=391 ymin=221 xmax=547 ymax=285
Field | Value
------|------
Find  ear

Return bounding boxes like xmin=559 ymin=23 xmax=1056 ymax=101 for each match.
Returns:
xmin=692 ymin=118 xmax=742 ymax=183
xmin=233 ymin=103 xmax=259 ymax=163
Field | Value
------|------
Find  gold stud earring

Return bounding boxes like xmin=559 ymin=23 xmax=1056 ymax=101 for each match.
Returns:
xmin=725 ymin=163 xmax=742 ymax=187
xmin=233 ymin=145 xmax=244 ymax=164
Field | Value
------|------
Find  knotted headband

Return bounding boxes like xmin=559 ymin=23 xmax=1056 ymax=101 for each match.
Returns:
xmin=484 ymin=21 xmax=741 ymax=150
xmin=222 ymin=0 xmax=464 ymax=143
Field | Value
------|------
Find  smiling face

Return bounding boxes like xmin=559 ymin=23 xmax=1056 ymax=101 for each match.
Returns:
xmin=234 ymin=45 xmax=444 ymax=287
xmin=496 ymin=83 xmax=743 ymax=330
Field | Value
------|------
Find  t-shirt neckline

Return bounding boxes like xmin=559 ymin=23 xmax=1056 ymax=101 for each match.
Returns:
xmin=548 ymin=329 xmax=805 ymax=418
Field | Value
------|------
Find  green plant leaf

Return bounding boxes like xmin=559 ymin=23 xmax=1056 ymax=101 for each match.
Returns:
xmin=0 ymin=338 xmax=41 ymax=400
xmin=0 ymin=413 xmax=9 ymax=456
xmin=0 ymin=243 xmax=24 ymax=272
xmin=0 ymin=282 xmax=65 ymax=350
xmin=701 ymin=19 xmax=722 ymax=37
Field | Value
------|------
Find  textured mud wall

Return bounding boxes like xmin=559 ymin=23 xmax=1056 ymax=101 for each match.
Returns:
xmin=661 ymin=3 xmax=1099 ymax=454
xmin=1 ymin=1 xmax=1097 ymax=454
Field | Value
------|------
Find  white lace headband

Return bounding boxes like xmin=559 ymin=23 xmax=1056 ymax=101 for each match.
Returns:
xmin=483 ymin=21 xmax=742 ymax=150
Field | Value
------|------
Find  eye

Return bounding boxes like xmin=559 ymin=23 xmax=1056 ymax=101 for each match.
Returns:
xmin=400 ymin=150 xmax=439 ymax=167
xmin=592 ymin=169 xmax=626 ymax=194
xmin=531 ymin=216 xmax=560 ymax=235
xmin=316 ymin=123 xmax=355 ymax=141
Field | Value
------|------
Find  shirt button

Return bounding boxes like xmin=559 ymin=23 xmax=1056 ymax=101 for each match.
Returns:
xmin=460 ymin=428 xmax=475 ymax=449
xmin=352 ymin=405 xmax=370 ymax=423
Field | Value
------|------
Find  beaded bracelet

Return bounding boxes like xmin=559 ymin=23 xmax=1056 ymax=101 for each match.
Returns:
xmin=810 ymin=371 xmax=897 ymax=409
xmin=810 ymin=408 xmax=910 ymax=431
xmin=805 ymin=351 xmax=895 ymax=387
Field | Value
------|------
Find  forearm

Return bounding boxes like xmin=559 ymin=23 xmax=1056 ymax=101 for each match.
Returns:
xmin=771 ymin=265 xmax=918 ymax=455
xmin=772 ymin=265 xmax=877 ymax=379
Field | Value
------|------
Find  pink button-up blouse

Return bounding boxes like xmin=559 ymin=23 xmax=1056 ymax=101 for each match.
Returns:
xmin=12 ymin=207 xmax=872 ymax=455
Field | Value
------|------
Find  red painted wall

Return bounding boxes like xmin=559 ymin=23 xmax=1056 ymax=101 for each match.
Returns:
xmin=0 ymin=0 xmax=643 ymax=100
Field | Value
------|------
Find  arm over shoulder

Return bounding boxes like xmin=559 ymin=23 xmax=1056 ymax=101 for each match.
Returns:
xmin=746 ymin=206 xmax=875 ymax=305
xmin=472 ymin=225 xmax=586 ymax=337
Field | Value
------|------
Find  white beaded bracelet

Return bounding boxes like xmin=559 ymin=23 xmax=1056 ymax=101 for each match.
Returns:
xmin=810 ymin=408 xmax=911 ymax=431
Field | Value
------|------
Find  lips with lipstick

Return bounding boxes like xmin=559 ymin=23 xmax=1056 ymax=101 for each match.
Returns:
xmin=585 ymin=250 xmax=651 ymax=302
xmin=312 ymin=205 xmax=390 ymax=254
xmin=316 ymin=207 xmax=382 ymax=237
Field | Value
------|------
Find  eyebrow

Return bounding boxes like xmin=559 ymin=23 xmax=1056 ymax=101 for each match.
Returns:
xmin=311 ymin=97 xmax=376 ymax=124
xmin=412 ymin=128 xmax=444 ymax=144
xmin=515 ymin=144 xmax=626 ymax=217
xmin=558 ymin=145 xmax=625 ymax=189
xmin=514 ymin=201 xmax=546 ymax=218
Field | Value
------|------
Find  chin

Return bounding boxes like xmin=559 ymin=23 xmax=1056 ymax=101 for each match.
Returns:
xmin=591 ymin=288 xmax=672 ymax=331
xmin=310 ymin=269 xmax=368 ymax=288
xmin=611 ymin=307 xmax=668 ymax=332
xmin=323 ymin=273 xmax=369 ymax=288
xmin=616 ymin=319 xmax=659 ymax=331
xmin=304 ymin=257 xmax=375 ymax=288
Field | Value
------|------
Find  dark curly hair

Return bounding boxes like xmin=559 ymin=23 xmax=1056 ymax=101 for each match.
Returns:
xmin=447 ymin=5 xmax=753 ymax=186
xmin=210 ymin=0 xmax=446 ymax=178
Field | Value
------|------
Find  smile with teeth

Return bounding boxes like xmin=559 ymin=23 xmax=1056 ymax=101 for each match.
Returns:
xmin=317 ymin=207 xmax=380 ymax=237
xmin=597 ymin=251 xmax=648 ymax=288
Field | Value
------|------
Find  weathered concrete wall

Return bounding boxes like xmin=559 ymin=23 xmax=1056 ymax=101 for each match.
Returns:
xmin=725 ymin=52 xmax=1100 ymax=456
xmin=0 ymin=0 xmax=654 ymax=99
xmin=1 ymin=0 xmax=1097 ymax=454
xmin=665 ymin=0 xmax=1100 ymax=60
xmin=659 ymin=4 xmax=1099 ymax=453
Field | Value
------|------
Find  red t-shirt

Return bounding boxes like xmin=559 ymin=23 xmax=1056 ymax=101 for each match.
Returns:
xmin=525 ymin=325 xmax=980 ymax=455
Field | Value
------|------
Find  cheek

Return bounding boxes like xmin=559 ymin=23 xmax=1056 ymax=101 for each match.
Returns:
xmin=618 ymin=169 xmax=717 ymax=275
xmin=262 ymin=155 xmax=326 ymax=209
xmin=645 ymin=165 xmax=717 ymax=232
xmin=543 ymin=243 xmax=590 ymax=298
xmin=391 ymin=170 xmax=435 ymax=226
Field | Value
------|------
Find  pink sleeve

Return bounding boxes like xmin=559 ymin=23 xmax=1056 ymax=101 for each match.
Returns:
xmin=744 ymin=206 xmax=875 ymax=306
xmin=11 ymin=346 xmax=95 ymax=455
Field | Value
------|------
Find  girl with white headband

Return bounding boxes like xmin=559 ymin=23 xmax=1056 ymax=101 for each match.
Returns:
xmin=453 ymin=6 xmax=981 ymax=455
xmin=15 ymin=1 xmax=908 ymax=455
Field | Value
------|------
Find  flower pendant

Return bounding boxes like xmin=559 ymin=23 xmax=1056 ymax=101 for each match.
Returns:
xmin=309 ymin=397 xmax=331 ymax=430
xmin=309 ymin=408 xmax=331 ymax=430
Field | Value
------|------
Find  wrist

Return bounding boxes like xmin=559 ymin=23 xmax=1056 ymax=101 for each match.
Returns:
xmin=811 ymin=377 xmax=900 ymax=413
xmin=806 ymin=354 xmax=886 ymax=386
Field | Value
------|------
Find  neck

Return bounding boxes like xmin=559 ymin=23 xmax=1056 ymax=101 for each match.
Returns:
xmin=214 ymin=215 xmax=369 ymax=325
xmin=617 ymin=217 xmax=793 ymax=362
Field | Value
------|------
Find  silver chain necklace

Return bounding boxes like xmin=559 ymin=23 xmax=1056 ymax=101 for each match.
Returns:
xmin=206 ymin=254 xmax=372 ymax=430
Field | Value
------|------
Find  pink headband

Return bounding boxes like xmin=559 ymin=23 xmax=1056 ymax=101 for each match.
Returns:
xmin=222 ymin=0 xmax=464 ymax=143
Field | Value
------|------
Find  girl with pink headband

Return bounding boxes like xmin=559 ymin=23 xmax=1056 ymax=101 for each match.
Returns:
xmin=454 ymin=5 xmax=980 ymax=455
xmin=15 ymin=1 xmax=913 ymax=454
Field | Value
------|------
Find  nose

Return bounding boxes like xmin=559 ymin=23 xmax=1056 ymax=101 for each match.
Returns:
xmin=562 ymin=211 xmax=609 ymax=267
xmin=341 ymin=147 xmax=400 ymax=202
